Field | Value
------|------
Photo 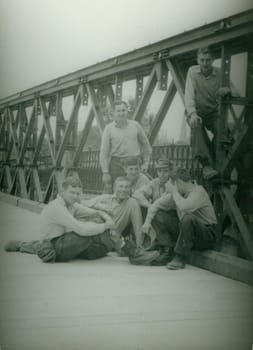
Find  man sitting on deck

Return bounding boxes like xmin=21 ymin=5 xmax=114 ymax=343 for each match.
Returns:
xmin=133 ymin=158 xmax=178 ymax=262
xmin=4 ymin=176 xmax=158 ymax=265
xmin=81 ymin=176 xmax=159 ymax=263
xmin=123 ymin=156 xmax=150 ymax=194
xmin=148 ymin=168 xmax=218 ymax=269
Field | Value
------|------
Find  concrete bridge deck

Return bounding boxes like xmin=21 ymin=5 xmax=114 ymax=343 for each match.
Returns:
xmin=0 ymin=201 xmax=253 ymax=350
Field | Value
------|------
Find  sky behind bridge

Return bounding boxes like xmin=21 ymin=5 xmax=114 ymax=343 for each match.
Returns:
xmin=0 ymin=0 xmax=252 ymax=142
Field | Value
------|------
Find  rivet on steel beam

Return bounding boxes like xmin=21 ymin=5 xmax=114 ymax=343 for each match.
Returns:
xmin=80 ymin=76 xmax=88 ymax=83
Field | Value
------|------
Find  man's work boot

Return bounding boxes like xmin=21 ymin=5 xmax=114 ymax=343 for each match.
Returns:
xmin=151 ymin=246 xmax=173 ymax=266
xmin=120 ymin=239 xmax=138 ymax=258
xmin=166 ymin=254 xmax=186 ymax=270
xmin=202 ymin=166 xmax=218 ymax=180
xmin=4 ymin=240 xmax=21 ymax=252
xmin=121 ymin=240 xmax=159 ymax=265
xmin=129 ymin=248 xmax=159 ymax=266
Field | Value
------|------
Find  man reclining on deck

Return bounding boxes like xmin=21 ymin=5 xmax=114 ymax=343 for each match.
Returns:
xmin=81 ymin=176 xmax=160 ymax=261
xmin=4 ymin=176 xmax=159 ymax=265
xmin=141 ymin=168 xmax=218 ymax=269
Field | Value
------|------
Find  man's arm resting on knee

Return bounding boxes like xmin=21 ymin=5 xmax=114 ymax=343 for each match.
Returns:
xmin=51 ymin=204 xmax=114 ymax=237
xmin=142 ymin=194 xmax=174 ymax=233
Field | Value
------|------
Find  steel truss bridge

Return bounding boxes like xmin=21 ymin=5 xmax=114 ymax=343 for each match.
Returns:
xmin=0 ymin=9 xmax=253 ymax=260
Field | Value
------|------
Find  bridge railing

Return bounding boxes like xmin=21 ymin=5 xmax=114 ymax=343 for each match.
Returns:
xmin=77 ymin=143 xmax=201 ymax=193
xmin=0 ymin=9 xmax=252 ymax=259
xmin=28 ymin=143 xmax=200 ymax=194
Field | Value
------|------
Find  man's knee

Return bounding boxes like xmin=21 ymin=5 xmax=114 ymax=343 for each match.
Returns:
xmin=81 ymin=243 xmax=108 ymax=260
xmin=153 ymin=210 xmax=165 ymax=225
xmin=180 ymin=213 xmax=197 ymax=227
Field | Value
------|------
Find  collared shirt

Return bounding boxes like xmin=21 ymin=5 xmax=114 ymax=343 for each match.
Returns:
xmin=99 ymin=120 xmax=152 ymax=173
xmin=185 ymin=65 xmax=222 ymax=116
xmin=129 ymin=173 xmax=150 ymax=193
xmin=82 ymin=194 xmax=142 ymax=237
xmin=40 ymin=195 xmax=107 ymax=240
xmin=133 ymin=177 xmax=172 ymax=205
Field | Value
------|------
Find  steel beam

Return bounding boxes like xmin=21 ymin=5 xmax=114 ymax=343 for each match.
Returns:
xmin=56 ymin=86 xmax=81 ymax=166
xmin=1 ymin=10 xmax=252 ymax=107
xmin=132 ymin=64 xmax=158 ymax=122
xmin=86 ymin=83 xmax=105 ymax=132
xmin=222 ymin=187 xmax=253 ymax=260
xmin=73 ymin=108 xmax=95 ymax=167
xmin=149 ymin=81 xmax=177 ymax=145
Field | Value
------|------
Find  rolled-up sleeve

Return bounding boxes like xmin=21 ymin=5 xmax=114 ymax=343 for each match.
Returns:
xmin=100 ymin=126 xmax=111 ymax=173
xmin=145 ymin=194 xmax=175 ymax=226
xmin=133 ymin=182 xmax=153 ymax=207
xmin=137 ymin=123 xmax=152 ymax=164
xmin=52 ymin=205 xmax=106 ymax=236
xmin=185 ymin=67 xmax=197 ymax=116
xmin=173 ymin=190 xmax=205 ymax=213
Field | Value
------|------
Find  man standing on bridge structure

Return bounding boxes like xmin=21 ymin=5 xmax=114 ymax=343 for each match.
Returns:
xmin=100 ymin=100 xmax=152 ymax=192
xmin=185 ymin=46 xmax=233 ymax=179
xmin=4 ymin=176 xmax=159 ymax=265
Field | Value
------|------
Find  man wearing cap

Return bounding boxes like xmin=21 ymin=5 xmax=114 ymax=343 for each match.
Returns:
xmin=100 ymin=100 xmax=152 ymax=192
xmin=133 ymin=158 xmax=178 ymax=262
xmin=149 ymin=168 xmax=218 ymax=269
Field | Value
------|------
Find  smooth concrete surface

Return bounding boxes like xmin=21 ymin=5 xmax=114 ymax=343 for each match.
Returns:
xmin=1 ymin=192 xmax=253 ymax=285
xmin=0 ymin=201 xmax=253 ymax=350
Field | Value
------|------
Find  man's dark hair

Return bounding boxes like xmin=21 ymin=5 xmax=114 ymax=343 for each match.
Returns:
xmin=114 ymin=100 xmax=128 ymax=109
xmin=61 ymin=176 xmax=82 ymax=190
xmin=174 ymin=168 xmax=192 ymax=182
xmin=114 ymin=176 xmax=130 ymax=187
xmin=197 ymin=46 xmax=214 ymax=58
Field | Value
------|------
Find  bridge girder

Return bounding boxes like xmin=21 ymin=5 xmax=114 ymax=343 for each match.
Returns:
xmin=0 ymin=9 xmax=253 ymax=258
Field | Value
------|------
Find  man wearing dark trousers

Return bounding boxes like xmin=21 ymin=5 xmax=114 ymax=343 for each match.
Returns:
xmin=100 ymin=100 xmax=152 ymax=192
xmin=185 ymin=46 xmax=233 ymax=179
xmin=150 ymin=168 xmax=218 ymax=269
xmin=5 ymin=176 xmax=158 ymax=265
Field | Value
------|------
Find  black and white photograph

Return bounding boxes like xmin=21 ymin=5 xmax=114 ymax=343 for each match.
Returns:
xmin=0 ymin=0 xmax=253 ymax=349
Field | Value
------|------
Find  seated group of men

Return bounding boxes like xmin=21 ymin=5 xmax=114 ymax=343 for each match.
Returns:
xmin=5 ymin=156 xmax=218 ymax=270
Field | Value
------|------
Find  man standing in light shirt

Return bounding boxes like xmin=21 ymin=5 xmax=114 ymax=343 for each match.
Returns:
xmin=148 ymin=168 xmax=218 ymax=270
xmin=185 ymin=46 xmax=232 ymax=179
xmin=100 ymin=100 xmax=152 ymax=192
